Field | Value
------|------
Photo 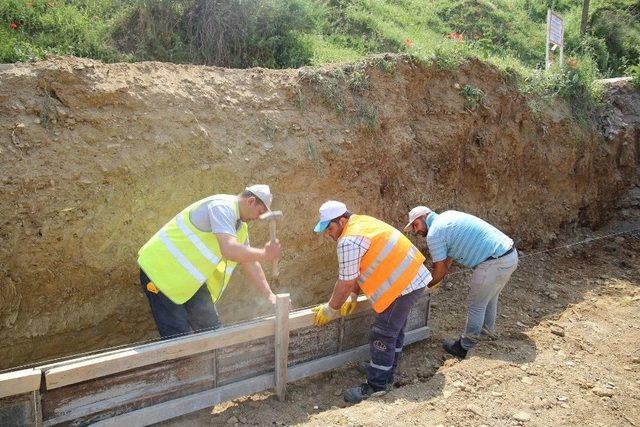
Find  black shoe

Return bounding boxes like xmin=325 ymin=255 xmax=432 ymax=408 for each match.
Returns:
xmin=343 ymin=383 xmax=388 ymax=403
xmin=443 ymin=339 xmax=468 ymax=358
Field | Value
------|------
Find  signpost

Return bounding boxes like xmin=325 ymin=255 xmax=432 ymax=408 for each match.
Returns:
xmin=545 ymin=9 xmax=564 ymax=70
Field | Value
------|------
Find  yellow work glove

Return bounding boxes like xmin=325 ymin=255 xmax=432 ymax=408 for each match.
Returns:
xmin=340 ymin=293 xmax=358 ymax=316
xmin=311 ymin=303 xmax=339 ymax=326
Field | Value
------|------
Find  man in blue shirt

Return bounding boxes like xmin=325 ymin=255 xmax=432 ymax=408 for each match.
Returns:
xmin=405 ymin=206 xmax=518 ymax=358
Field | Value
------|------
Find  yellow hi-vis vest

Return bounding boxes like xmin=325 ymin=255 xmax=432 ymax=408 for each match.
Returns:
xmin=342 ymin=215 xmax=426 ymax=313
xmin=137 ymin=196 xmax=248 ymax=305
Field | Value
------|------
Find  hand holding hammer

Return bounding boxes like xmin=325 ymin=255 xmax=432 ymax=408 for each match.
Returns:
xmin=259 ymin=210 xmax=283 ymax=279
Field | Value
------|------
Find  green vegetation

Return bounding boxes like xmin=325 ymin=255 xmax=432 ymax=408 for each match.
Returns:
xmin=460 ymin=84 xmax=485 ymax=110
xmin=1 ymin=0 xmax=638 ymax=112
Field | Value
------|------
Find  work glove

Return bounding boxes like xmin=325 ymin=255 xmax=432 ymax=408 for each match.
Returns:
xmin=426 ymin=281 xmax=442 ymax=293
xmin=340 ymin=292 xmax=358 ymax=316
xmin=311 ymin=303 xmax=339 ymax=326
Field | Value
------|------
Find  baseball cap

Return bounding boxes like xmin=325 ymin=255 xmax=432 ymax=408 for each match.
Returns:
xmin=245 ymin=184 xmax=272 ymax=210
xmin=314 ymin=200 xmax=348 ymax=233
xmin=404 ymin=206 xmax=431 ymax=231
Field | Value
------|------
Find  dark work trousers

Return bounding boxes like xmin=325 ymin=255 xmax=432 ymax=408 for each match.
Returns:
xmin=140 ymin=269 xmax=222 ymax=339
xmin=366 ymin=288 xmax=423 ymax=391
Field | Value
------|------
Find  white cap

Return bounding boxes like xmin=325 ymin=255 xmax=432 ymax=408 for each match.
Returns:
xmin=404 ymin=206 xmax=431 ymax=231
xmin=314 ymin=200 xmax=347 ymax=233
xmin=245 ymin=184 xmax=272 ymax=210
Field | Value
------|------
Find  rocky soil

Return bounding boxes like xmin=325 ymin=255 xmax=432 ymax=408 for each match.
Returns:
xmin=0 ymin=55 xmax=638 ymax=370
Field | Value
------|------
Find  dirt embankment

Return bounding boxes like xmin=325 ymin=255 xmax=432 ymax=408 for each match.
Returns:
xmin=0 ymin=56 xmax=638 ymax=370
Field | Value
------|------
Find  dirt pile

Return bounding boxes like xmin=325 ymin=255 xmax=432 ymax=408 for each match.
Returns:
xmin=0 ymin=55 xmax=638 ymax=369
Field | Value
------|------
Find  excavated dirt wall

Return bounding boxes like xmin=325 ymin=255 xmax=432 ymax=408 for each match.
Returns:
xmin=0 ymin=56 xmax=638 ymax=370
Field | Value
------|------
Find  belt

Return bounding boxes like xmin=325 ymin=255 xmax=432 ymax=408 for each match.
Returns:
xmin=484 ymin=246 xmax=515 ymax=263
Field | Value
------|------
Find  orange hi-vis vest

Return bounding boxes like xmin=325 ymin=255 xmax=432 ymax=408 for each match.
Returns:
xmin=341 ymin=215 xmax=426 ymax=313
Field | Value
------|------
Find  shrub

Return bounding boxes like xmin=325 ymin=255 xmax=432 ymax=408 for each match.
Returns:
xmin=183 ymin=0 xmax=319 ymax=68
xmin=112 ymin=0 xmax=189 ymax=63
xmin=0 ymin=0 xmax=121 ymax=63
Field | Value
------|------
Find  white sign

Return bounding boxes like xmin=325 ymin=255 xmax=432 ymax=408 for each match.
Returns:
xmin=545 ymin=9 xmax=564 ymax=70
xmin=548 ymin=11 xmax=564 ymax=46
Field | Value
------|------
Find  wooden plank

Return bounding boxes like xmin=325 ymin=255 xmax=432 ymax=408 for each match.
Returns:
xmin=92 ymin=327 xmax=429 ymax=427
xmin=89 ymin=326 xmax=430 ymax=427
xmin=0 ymin=369 xmax=41 ymax=398
xmin=216 ymin=336 xmax=274 ymax=386
xmin=288 ymin=326 xmax=429 ymax=382
xmin=44 ymin=318 xmax=275 ymax=390
xmin=42 ymin=353 xmax=216 ymax=426
xmin=91 ymin=372 xmax=276 ymax=427
xmin=341 ymin=311 xmax=375 ymax=351
xmin=289 ymin=295 xmax=371 ymax=330
xmin=275 ymin=294 xmax=291 ymax=401
xmin=42 ymin=298 xmax=373 ymax=391
xmin=38 ymin=347 xmax=135 ymax=372
xmin=41 ymin=296 xmax=376 ymax=391
xmin=0 ymin=392 xmax=39 ymax=427
xmin=288 ymin=322 xmax=340 ymax=366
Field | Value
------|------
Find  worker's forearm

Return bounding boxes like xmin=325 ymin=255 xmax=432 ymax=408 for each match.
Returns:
xmin=428 ymin=260 xmax=450 ymax=287
xmin=328 ymin=280 xmax=358 ymax=310
xmin=222 ymin=243 xmax=265 ymax=263
xmin=242 ymin=261 xmax=275 ymax=300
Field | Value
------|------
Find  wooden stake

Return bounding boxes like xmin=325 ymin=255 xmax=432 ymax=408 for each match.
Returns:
xmin=274 ymin=293 xmax=290 ymax=401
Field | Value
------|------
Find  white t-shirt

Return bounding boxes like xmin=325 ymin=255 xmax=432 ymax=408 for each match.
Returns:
xmin=189 ymin=195 xmax=250 ymax=245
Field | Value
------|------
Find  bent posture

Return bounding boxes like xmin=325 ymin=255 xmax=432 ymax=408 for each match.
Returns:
xmin=137 ymin=185 xmax=281 ymax=339
xmin=313 ymin=201 xmax=432 ymax=403
xmin=405 ymin=206 xmax=518 ymax=358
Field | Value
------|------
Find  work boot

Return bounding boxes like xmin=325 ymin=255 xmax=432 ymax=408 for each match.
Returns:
xmin=443 ymin=339 xmax=468 ymax=359
xmin=354 ymin=361 xmax=398 ymax=386
xmin=343 ymin=383 xmax=388 ymax=404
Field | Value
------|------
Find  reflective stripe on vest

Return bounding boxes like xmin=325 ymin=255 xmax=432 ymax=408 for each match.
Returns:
xmin=158 ymin=228 xmax=207 ymax=284
xmin=137 ymin=196 xmax=247 ymax=305
xmin=342 ymin=215 xmax=426 ymax=313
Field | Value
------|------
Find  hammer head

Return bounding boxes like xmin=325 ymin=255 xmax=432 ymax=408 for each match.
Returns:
xmin=259 ymin=210 xmax=283 ymax=221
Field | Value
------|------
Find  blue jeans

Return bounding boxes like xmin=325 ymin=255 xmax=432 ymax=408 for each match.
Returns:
xmin=140 ymin=269 xmax=222 ymax=339
xmin=461 ymin=250 xmax=518 ymax=350
xmin=366 ymin=288 xmax=423 ymax=391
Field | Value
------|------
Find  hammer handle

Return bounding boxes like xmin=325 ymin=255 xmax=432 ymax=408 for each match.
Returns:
xmin=269 ymin=220 xmax=279 ymax=278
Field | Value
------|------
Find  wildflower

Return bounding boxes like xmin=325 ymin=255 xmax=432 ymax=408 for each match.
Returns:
xmin=10 ymin=22 xmax=18 ymax=30
xmin=447 ymin=32 xmax=464 ymax=40
xmin=403 ymin=38 xmax=413 ymax=48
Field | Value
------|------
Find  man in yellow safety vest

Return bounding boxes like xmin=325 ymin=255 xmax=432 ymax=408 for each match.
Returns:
xmin=312 ymin=201 xmax=432 ymax=403
xmin=137 ymin=184 xmax=282 ymax=339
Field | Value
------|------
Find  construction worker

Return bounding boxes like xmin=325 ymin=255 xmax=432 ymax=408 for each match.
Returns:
xmin=137 ymin=185 xmax=281 ymax=339
xmin=404 ymin=206 xmax=518 ymax=358
xmin=312 ymin=201 xmax=432 ymax=403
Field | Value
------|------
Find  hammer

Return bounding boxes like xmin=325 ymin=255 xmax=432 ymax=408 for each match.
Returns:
xmin=259 ymin=210 xmax=283 ymax=279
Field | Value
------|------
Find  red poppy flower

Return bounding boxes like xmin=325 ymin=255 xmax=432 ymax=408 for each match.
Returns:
xmin=10 ymin=22 xmax=18 ymax=29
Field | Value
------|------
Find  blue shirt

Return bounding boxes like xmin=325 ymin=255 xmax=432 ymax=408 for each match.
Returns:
xmin=425 ymin=211 xmax=513 ymax=268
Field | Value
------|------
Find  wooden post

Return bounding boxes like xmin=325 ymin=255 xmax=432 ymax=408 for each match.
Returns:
xmin=545 ymin=8 xmax=551 ymax=71
xmin=274 ymin=293 xmax=290 ymax=401
xmin=580 ymin=0 xmax=590 ymax=35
